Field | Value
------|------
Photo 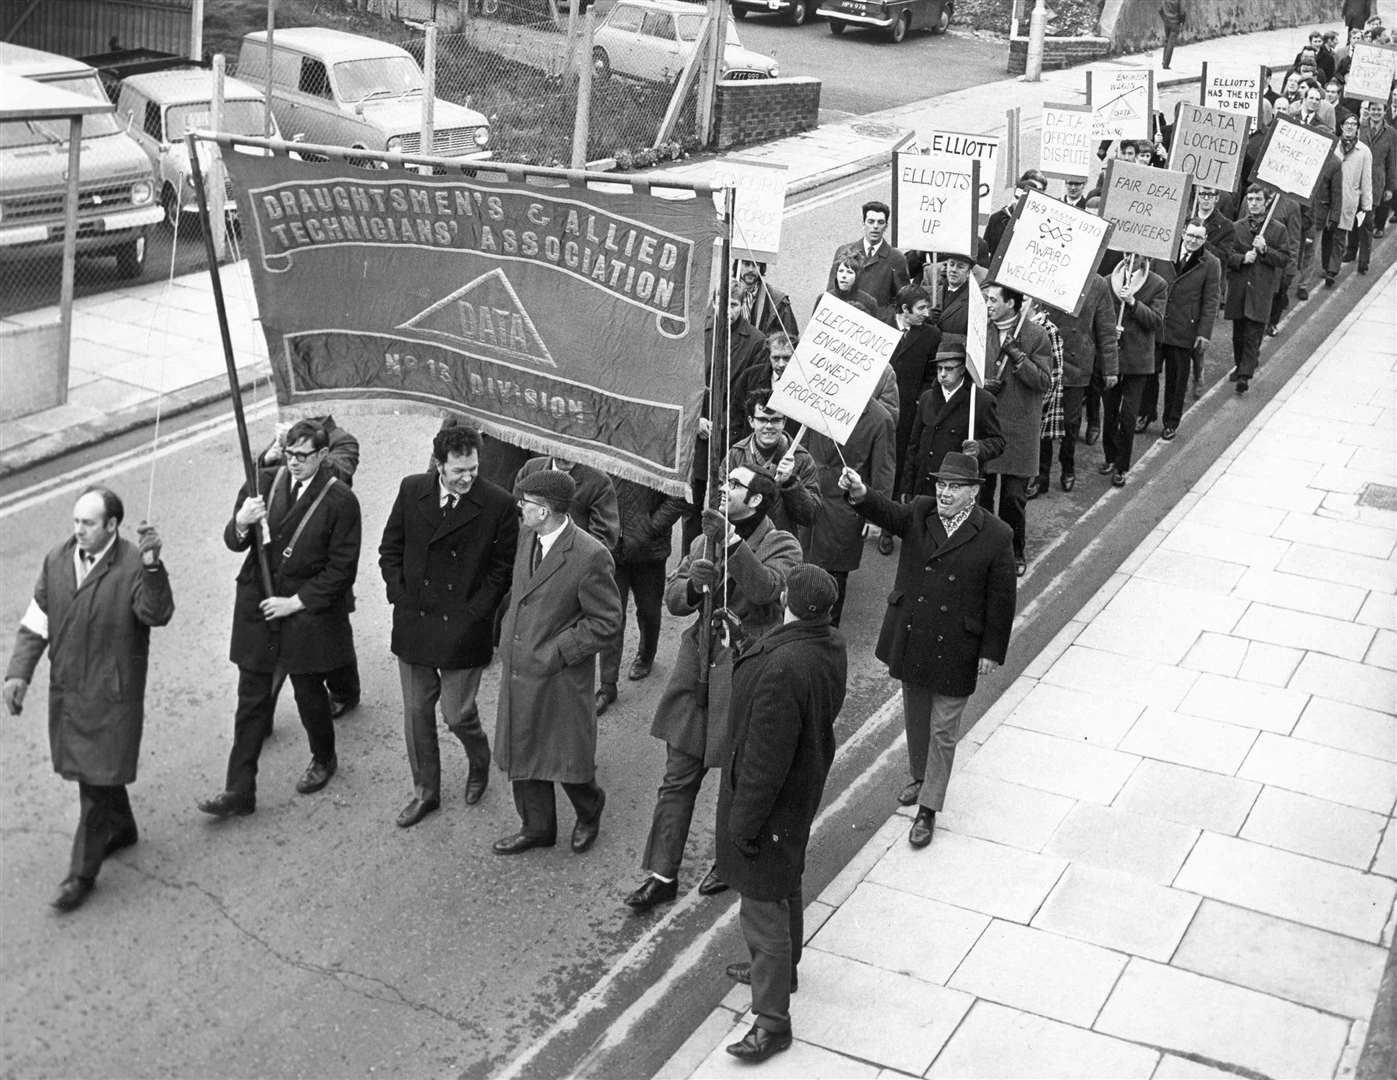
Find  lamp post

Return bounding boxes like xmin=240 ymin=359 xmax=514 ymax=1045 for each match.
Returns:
xmin=1025 ymin=0 xmax=1047 ymax=82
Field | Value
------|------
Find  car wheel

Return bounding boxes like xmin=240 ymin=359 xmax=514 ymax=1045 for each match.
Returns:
xmin=733 ymin=4 xmax=748 ymax=18
xmin=931 ymin=3 xmax=951 ymax=33
xmin=161 ymin=183 xmax=181 ymax=231
xmin=785 ymin=1 xmax=806 ymax=25
xmin=828 ymin=18 xmax=845 ymax=34
xmin=592 ymin=46 xmax=611 ymax=82
xmin=887 ymin=11 xmax=909 ymax=41
xmin=115 ymin=233 xmax=147 ymax=279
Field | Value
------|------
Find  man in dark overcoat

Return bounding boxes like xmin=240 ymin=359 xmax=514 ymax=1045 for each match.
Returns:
xmin=199 ymin=419 xmax=362 ymax=818
xmin=901 ymin=339 xmax=1005 ymax=498
xmin=493 ymin=469 xmax=622 ymax=855
xmin=930 ymin=252 xmax=978 ymax=337
xmin=624 ymin=466 xmax=802 ymax=912
xmin=1225 ymin=184 xmax=1292 ymax=395
xmin=4 ymin=487 xmax=173 ymax=912
xmin=715 ymin=565 xmax=847 ymax=1064
xmin=1101 ymin=259 xmax=1168 ymax=486
xmin=1152 ymin=221 xmax=1221 ymax=442
xmin=840 ymin=452 xmax=1016 ymax=848
xmin=889 ymin=285 xmax=943 ymax=501
xmin=379 ymin=424 xmax=517 ymax=828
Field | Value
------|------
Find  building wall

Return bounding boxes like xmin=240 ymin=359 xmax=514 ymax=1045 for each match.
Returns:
xmin=1100 ymin=0 xmax=1333 ymax=54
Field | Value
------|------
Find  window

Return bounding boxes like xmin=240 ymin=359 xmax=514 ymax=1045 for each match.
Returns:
xmin=298 ymin=57 xmax=332 ymax=98
xmin=607 ymin=5 xmax=644 ymax=33
xmin=642 ymin=12 xmax=676 ymax=39
xmin=144 ymin=102 xmax=163 ymax=141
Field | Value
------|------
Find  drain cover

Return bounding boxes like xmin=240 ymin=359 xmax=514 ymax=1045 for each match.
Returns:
xmin=1357 ymin=483 xmax=1397 ymax=511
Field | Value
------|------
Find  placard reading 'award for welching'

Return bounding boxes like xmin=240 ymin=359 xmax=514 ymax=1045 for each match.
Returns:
xmin=987 ymin=190 xmax=1113 ymax=318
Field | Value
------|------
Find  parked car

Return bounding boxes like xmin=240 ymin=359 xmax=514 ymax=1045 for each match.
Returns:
xmin=114 ymin=69 xmax=279 ymax=229
xmin=817 ymin=0 xmax=952 ymax=42
xmin=731 ymin=0 xmax=820 ymax=28
xmin=0 ymin=44 xmax=161 ymax=277
xmin=235 ymin=27 xmax=491 ymax=160
xmin=592 ymin=0 xmax=779 ymax=83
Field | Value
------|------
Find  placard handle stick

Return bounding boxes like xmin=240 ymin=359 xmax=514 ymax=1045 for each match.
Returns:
xmin=968 ymin=381 xmax=976 ymax=444
xmin=930 ymin=255 xmax=941 ymax=308
xmin=1114 ymin=252 xmax=1135 ymax=333
xmin=1260 ymin=193 xmax=1279 ymax=235
xmin=787 ymin=424 xmax=807 ymax=452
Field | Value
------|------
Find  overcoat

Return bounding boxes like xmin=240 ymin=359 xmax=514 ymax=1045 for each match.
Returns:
xmin=827 ymin=239 xmax=910 ymax=323
xmin=378 ymin=472 xmax=517 ymax=671
xmin=1112 ymin=269 xmax=1169 ymax=374
xmin=932 ymin=281 xmax=971 ymax=336
xmin=614 ymin=479 xmax=687 ymax=566
xmin=1154 ymin=249 xmax=1222 ymax=349
xmin=225 ymin=464 xmax=361 ymax=674
xmin=890 ymin=321 xmax=943 ymax=493
xmin=1224 ymin=215 xmax=1291 ymax=323
xmin=802 ymin=401 xmax=895 ymax=573
xmin=649 ymin=517 xmax=801 ymax=767
xmin=495 ymin=521 xmax=622 ymax=784
xmin=1312 ymin=148 xmax=1346 ymax=231
xmin=6 ymin=537 xmax=174 ymax=786
xmin=984 ymin=317 xmax=1054 ymax=477
xmin=1338 ymin=141 xmax=1375 ymax=230
xmin=1044 ymin=272 xmax=1119 ymax=387
xmin=902 ymin=380 xmax=1005 ymax=497
xmin=714 ymin=619 xmax=846 ymax=901
xmin=1360 ymin=116 xmax=1397 ymax=198
xmin=851 ymin=493 xmax=1016 ymax=696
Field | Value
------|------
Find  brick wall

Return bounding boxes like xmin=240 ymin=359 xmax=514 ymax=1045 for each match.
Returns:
xmin=1006 ymin=33 xmax=1111 ymax=75
xmin=712 ymin=76 xmax=821 ymax=152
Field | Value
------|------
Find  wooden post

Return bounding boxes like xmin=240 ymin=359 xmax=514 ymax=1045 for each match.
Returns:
xmin=695 ymin=0 xmax=724 ymax=146
xmin=264 ymin=0 xmax=276 ymax=139
xmin=570 ymin=5 xmax=595 ymax=167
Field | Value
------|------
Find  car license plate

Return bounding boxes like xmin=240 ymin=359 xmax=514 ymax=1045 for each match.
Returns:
xmin=841 ymin=0 xmax=866 ymax=11
xmin=767 ymin=0 xmax=780 ymax=7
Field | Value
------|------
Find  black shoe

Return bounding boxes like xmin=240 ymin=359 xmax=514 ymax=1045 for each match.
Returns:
xmin=1190 ymin=377 xmax=1202 ymax=402
xmin=1025 ymin=477 xmax=1046 ymax=500
xmin=465 ymin=756 xmax=490 ymax=805
xmin=909 ymin=808 xmax=935 ymax=849
xmin=571 ymin=789 xmax=605 ymax=854
xmin=1161 ymin=426 xmax=1177 ymax=441
xmin=198 ymin=791 xmax=255 ymax=818
xmin=697 ymin=865 xmax=729 ymax=896
xmin=1228 ymin=368 xmax=1240 ymax=382
xmin=877 ymin=531 xmax=895 ymax=556
xmin=1083 ymin=424 xmax=1100 ymax=446
xmin=1324 ymin=275 xmax=1336 ymax=288
xmin=1097 ymin=461 xmax=1115 ymax=475
xmin=1236 ymin=378 xmax=1249 ymax=395
xmin=1060 ymin=473 xmax=1075 ymax=492
xmin=1296 ymin=286 xmax=1309 ymax=300
xmin=1358 ymin=266 xmax=1369 ymax=275
xmin=295 ymin=756 xmax=337 ymax=795
xmin=624 ymin=875 xmax=678 ymax=911
xmin=1112 ymin=471 xmax=1127 ymax=488
xmin=727 ymin=1025 xmax=793 ymax=1062
xmin=1015 ymin=557 xmax=1027 ymax=577
xmin=1375 ymin=229 xmax=1386 ymax=239
xmin=396 ymin=797 xmax=440 ymax=828
xmin=627 ymin=657 xmax=653 ymax=681
xmin=104 ymin=829 xmax=139 ymax=857
xmin=595 ymin=684 xmax=617 ymax=717
xmin=52 ymin=876 xmax=95 ymax=913
xmin=328 ymin=695 xmax=360 ymax=720
xmin=492 ymin=831 xmax=556 ymax=855
xmin=896 ymin=778 xmax=923 ymax=806
xmin=726 ymin=961 xmax=799 ymax=993
xmin=1134 ymin=416 xmax=1150 ymax=433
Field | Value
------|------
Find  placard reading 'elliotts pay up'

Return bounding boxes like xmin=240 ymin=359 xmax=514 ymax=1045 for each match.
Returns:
xmin=891 ymin=152 xmax=980 ymax=258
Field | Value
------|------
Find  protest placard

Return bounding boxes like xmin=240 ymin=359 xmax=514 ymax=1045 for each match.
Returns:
xmin=1040 ymin=102 xmax=1095 ymax=181
xmin=987 ymin=189 xmax=1113 ymax=317
xmin=1168 ymin=103 xmax=1248 ymax=192
xmin=1252 ymin=115 xmax=1340 ymax=203
xmin=965 ymin=278 xmax=988 ymax=388
xmin=917 ymin=129 xmax=1001 ymax=203
xmin=1345 ymin=42 xmax=1397 ymax=103
xmin=1200 ymin=63 xmax=1264 ymax=120
xmin=1088 ymin=68 xmax=1154 ymax=141
xmin=708 ymin=158 xmax=788 ymax=263
xmin=1100 ymin=159 xmax=1191 ymax=261
xmin=891 ymin=152 xmax=980 ymax=256
xmin=768 ymin=293 xmax=900 ymax=444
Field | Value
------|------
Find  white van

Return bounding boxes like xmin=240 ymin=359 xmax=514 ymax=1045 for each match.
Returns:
xmin=236 ymin=27 xmax=491 ymax=159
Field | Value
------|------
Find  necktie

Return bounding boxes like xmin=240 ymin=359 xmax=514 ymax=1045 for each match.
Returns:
xmin=442 ymin=493 xmax=457 ymax=517
xmin=293 ymin=480 xmax=307 ymax=502
xmin=530 ymin=536 xmax=542 ymax=574
xmin=79 ymin=551 xmax=95 ymax=580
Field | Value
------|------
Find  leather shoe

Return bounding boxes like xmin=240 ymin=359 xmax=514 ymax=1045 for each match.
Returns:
xmin=1134 ymin=416 xmax=1149 ymax=434
xmin=492 ymin=831 xmax=556 ymax=855
xmin=624 ymin=875 xmax=678 ymax=911
xmin=52 ymin=876 xmax=95 ymax=913
xmin=697 ymin=865 xmax=729 ymax=896
xmin=396 ymin=797 xmax=440 ymax=828
xmin=726 ymin=961 xmax=798 ymax=993
xmin=1015 ymin=558 xmax=1027 ymax=577
xmin=896 ymin=778 xmax=922 ymax=806
xmin=595 ymin=684 xmax=617 ymax=716
xmin=104 ymin=829 xmax=139 ymax=857
xmin=465 ymin=756 xmax=490 ymax=805
xmin=1083 ymin=424 xmax=1100 ymax=446
xmin=571 ymin=789 xmax=605 ymax=853
xmin=1060 ymin=473 xmax=1075 ymax=492
xmin=1236 ymin=378 xmax=1249 ymax=395
xmin=909 ymin=808 xmax=936 ymax=849
xmin=197 ymin=791 xmax=255 ymax=818
xmin=328 ymin=695 xmax=360 ymax=719
xmin=1112 ymin=471 xmax=1127 ymax=488
xmin=726 ymin=1025 xmax=793 ymax=1062
xmin=295 ymin=756 xmax=337 ymax=794
xmin=1296 ymin=285 xmax=1309 ymax=300
xmin=877 ymin=531 xmax=895 ymax=556
xmin=627 ymin=657 xmax=653 ymax=681
xmin=1161 ymin=426 xmax=1177 ymax=441
xmin=1025 ymin=477 xmax=1045 ymax=500
xmin=1097 ymin=461 xmax=1115 ymax=475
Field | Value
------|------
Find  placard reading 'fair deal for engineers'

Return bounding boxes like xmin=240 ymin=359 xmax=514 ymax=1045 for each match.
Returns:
xmin=1100 ymin=159 xmax=1191 ymax=261
xmin=1200 ymin=62 xmax=1264 ymax=120
xmin=891 ymin=152 xmax=980 ymax=258
xmin=1168 ymin=103 xmax=1248 ymax=192
xmin=987 ymin=189 xmax=1113 ymax=317
xmin=768 ymin=293 xmax=900 ymax=445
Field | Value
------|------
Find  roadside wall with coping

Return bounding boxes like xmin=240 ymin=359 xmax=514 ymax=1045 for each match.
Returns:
xmin=1006 ymin=32 xmax=1111 ymax=73
xmin=712 ymin=76 xmax=821 ymax=151
xmin=1099 ymin=0 xmax=1331 ymax=54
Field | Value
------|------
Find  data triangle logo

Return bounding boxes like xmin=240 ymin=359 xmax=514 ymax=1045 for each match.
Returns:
xmin=398 ymin=267 xmax=557 ymax=369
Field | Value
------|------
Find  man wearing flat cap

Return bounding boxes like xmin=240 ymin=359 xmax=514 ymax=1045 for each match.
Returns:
xmin=900 ymin=338 xmax=1004 ymax=499
xmin=716 ymin=564 xmax=847 ymax=1063
xmin=840 ymin=452 xmax=1016 ymax=849
xmin=492 ymin=468 xmax=622 ymax=855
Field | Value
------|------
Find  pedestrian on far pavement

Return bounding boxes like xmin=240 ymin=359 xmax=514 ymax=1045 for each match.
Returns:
xmin=1225 ymin=185 xmax=1292 ymax=396
xmin=839 ymin=453 xmax=1016 ymax=849
xmin=492 ymin=469 xmax=621 ymax=856
xmin=4 ymin=488 xmax=174 ymax=912
xmin=827 ymin=201 xmax=910 ymax=325
xmin=199 ymin=419 xmax=361 ymax=819
xmin=1159 ymin=0 xmax=1185 ymax=68
xmin=378 ymin=424 xmax=517 ymax=828
xmin=717 ymin=564 xmax=847 ymax=1065
xmin=1345 ymin=0 xmax=1375 ymax=33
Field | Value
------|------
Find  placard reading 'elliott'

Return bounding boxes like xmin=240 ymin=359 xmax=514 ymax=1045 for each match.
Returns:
xmin=919 ymin=128 xmax=1001 ymax=202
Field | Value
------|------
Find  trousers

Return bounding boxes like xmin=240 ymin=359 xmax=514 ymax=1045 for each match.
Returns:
xmin=599 ymin=560 xmax=665 ymax=687
xmin=1160 ymin=344 xmax=1196 ymax=429
xmin=1038 ymin=384 xmax=1087 ymax=482
xmin=902 ymin=683 xmax=970 ymax=811
xmin=512 ymin=778 xmax=605 ymax=840
xmin=979 ymin=474 xmax=1028 ymax=558
xmin=740 ymin=888 xmax=803 ymax=1033
xmin=1102 ymin=372 xmax=1149 ymax=473
xmin=227 ymin=666 xmax=335 ymax=795
xmin=1231 ymin=318 xmax=1266 ymax=380
xmin=641 ymin=743 xmax=707 ymax=879
xmin=70 ymin=782 xmax=137 ymax=881
xmin=399 ymin=660 xmax=488 ymax=802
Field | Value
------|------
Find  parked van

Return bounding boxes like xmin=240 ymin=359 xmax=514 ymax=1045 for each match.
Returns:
xmin=0 ymin=44 xmax=162 ymax=277
xmin=235 ymin=28 xmax=491 ymax=160
xmin=114 ymin=68 xmax=280 ymax=229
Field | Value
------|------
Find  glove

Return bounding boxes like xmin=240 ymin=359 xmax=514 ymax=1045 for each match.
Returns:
xmin=961 ymin=439 xmax=981 ymax=458
xmin=3 ymin=677 xmax=26 ymax=716
xmin=689 ymin=558 xmax=719 ymax=590
xmin=700 ymin=507 xmax=726 ymax=546
xmin=733 ymin=835 xmax=759 ymax=858
xmin=135 ymin=521 xmax=162 ymax=566
xmin=1003 ymin=342 xmax=1028 ymax=368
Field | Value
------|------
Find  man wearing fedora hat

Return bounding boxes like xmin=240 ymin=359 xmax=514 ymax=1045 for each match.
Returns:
xmin=840 ymin=451 xmax=1016 ymax=849
xmin=715 ymin=563 xmax=847 ymax=1063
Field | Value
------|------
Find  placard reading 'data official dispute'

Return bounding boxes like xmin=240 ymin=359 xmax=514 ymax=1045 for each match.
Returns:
xmin=769 ymin=294 xmax=899 ymax=445
xmin=1039 ymin=102 xmax=1095 ymax=182
xmin=987 ymin=190 xmax=1113 ymax=317
xmin=891 ymin=152 xmax=980 ymax=257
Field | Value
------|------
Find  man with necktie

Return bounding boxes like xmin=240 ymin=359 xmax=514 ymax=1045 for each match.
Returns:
xmin=826 ymin=201 xmax=910 ymax=325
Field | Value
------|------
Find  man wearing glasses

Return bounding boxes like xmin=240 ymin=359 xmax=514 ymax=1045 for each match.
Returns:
xmin=200 ymin=419 xmax=363 ymax=818
xmin=725 ymin=390 xmax=821 ymax=535
xmin=1154 ymin=220 xmax=1221 ymax=440
xmin=839 ymin=451 xmax=1015 ymax=849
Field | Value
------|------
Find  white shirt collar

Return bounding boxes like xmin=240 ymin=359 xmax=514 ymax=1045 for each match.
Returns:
xmin=75 ymin=534 xmax=117 ymax=576
xmin=536 ymin=516 xmax=570 ymax=560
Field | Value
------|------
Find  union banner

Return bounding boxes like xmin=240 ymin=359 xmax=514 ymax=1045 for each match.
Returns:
xmin=224 ymin=154 xmax=722 ymax=495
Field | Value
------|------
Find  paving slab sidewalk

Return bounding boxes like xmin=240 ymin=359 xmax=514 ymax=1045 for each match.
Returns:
xmin=658 ymin=265 xmax=1397 ymax=1079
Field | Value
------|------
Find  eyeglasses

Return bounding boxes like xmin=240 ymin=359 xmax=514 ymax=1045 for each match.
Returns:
xmin=285 ymin=448 xmax=321 ymax=462
xmin=516 ymin=498 xmax=549 ymax=510
xmin=1183 ymin=233 xmax=1208 ymax=242
xmin=750 ymin=415 xmax=785 ymax=427
xmin=726 ymin=477 xmax=750 ymax=491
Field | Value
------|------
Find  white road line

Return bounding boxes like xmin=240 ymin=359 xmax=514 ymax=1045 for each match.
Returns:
xmin=788 ymin=171 xmax=889 ymax=217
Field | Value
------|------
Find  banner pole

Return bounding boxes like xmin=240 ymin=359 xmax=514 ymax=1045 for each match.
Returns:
xmin=187 ymin=134 xmax=275 ymax=600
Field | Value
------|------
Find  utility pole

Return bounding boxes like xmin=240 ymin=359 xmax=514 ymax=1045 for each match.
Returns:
xmin=695 ymin=0 xmax=723 ymax=145
xmin=1024 ymin=0 xmax=1047 ymax=82
xmin=421 ymin=21 xmax=437 ymax=157
xmin=210 ymin=53 xmax=227 ymax=259
xmin=571 ymin=5 xmax=595 ymax=167
xmin=264 ymin=0 xmax=276 ymax=138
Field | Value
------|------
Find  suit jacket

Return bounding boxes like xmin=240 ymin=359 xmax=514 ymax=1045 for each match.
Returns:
xmin=1154 ymin=248 xmax=1221 ymax=348
xmin=1112 ymin=269 xmax=1168 ymax=374
xmin=378 ymin=473 xmax=517 ymax=671
xmin=902 ymin=380 xmax=1005 ymax=497
xmin=850 ymin=495 xmax=1016 ymax=696
xmin=6 ymin=537 xmax=174 ymax=785
xmin=714 ymin=619 xmax=845 ymax=901
xmin=932 ymin=281 xmax=971 ymax=337
xmin=802 ymin=400 xmax=895 ymax=573
xmin=225 ymin=464 xmax=361 ymax=674
xmin=827 ymin=239 xmax=910 ymax=323
xmin=494 ymin=521 xmax=622 ymax=784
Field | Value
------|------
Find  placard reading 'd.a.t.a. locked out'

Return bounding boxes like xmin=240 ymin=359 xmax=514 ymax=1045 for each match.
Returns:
xmin=1100 ymin=159 xmax=1191 ymax=261
xmin=1168 ymin=103 xmax=1248 ymax=192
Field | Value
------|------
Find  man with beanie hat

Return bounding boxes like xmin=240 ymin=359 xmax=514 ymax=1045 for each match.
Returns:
xmin=492 ymin=468 xmax=622 ymax=855
xmin=716 ymin=564 xmax=847 ymax=1063
xmin=840 ymin=452 xmax=1016 ymax=849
